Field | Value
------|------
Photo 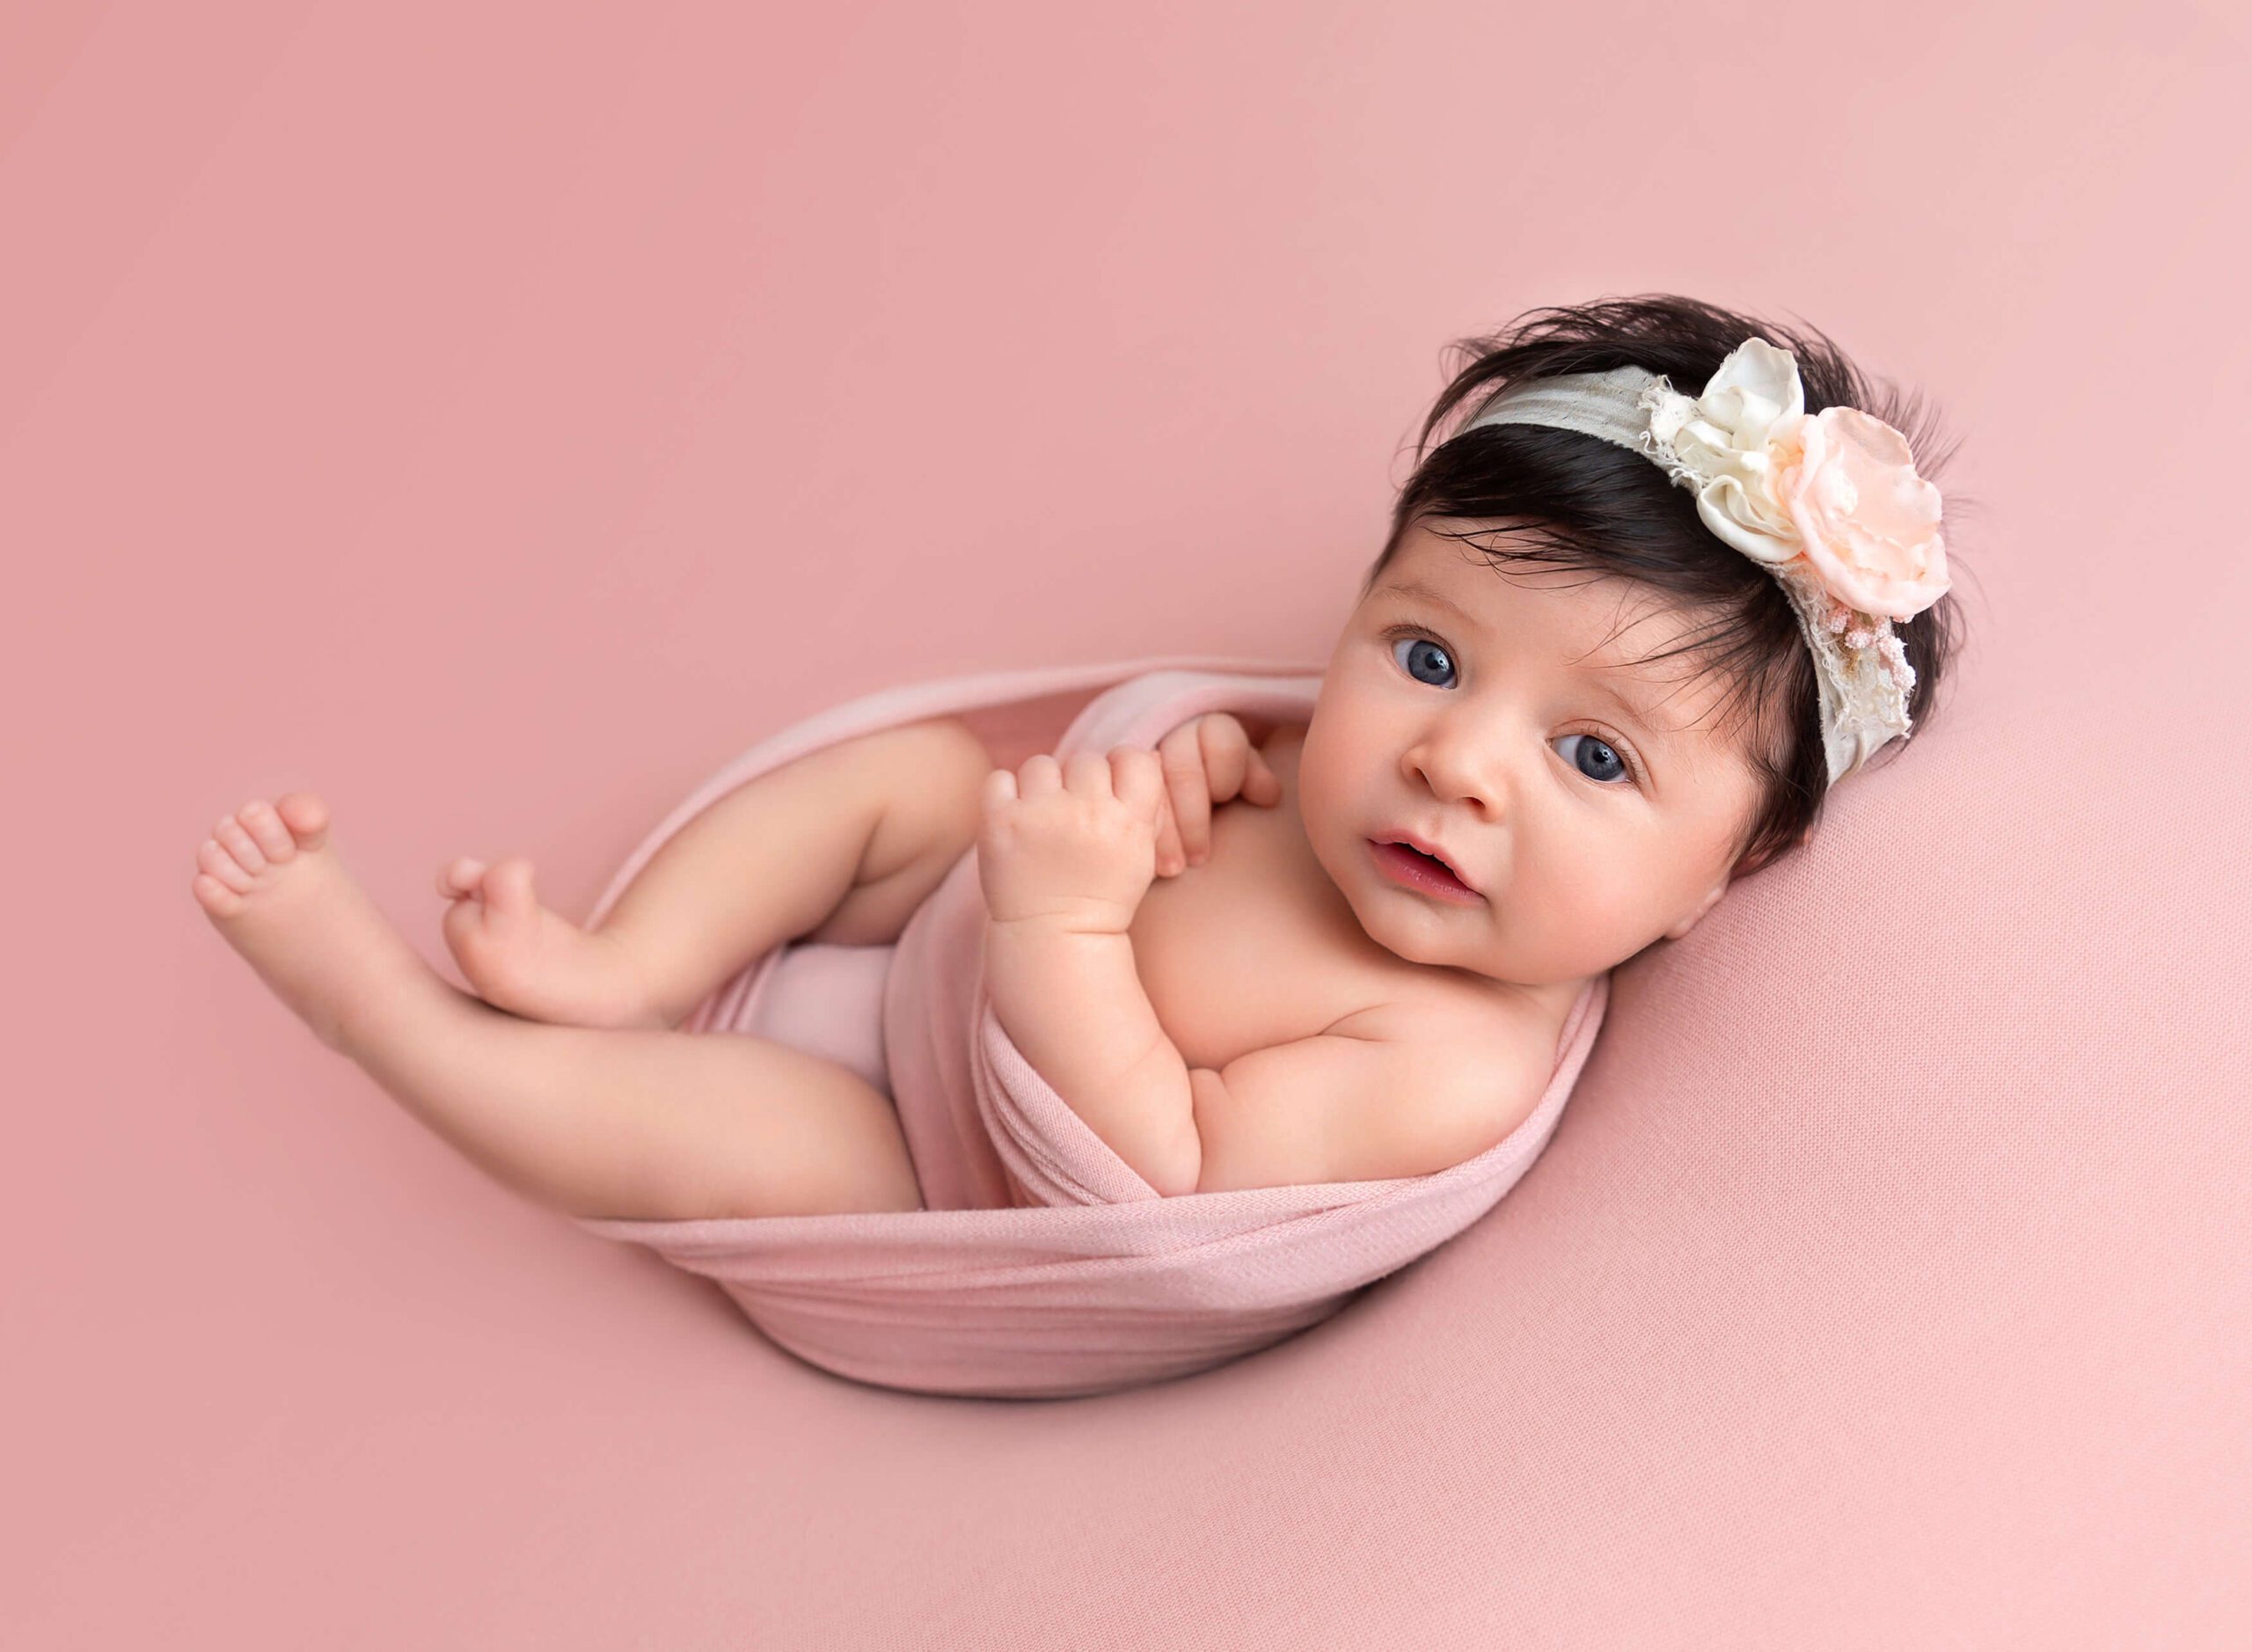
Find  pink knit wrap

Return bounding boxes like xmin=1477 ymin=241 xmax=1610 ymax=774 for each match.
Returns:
xmin=573 ymin=655 xmax=1610 ymax=1399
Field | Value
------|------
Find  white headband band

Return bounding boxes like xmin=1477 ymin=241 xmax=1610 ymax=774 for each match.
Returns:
xmin=1456 ymin=338 xmax=1952 ymax=786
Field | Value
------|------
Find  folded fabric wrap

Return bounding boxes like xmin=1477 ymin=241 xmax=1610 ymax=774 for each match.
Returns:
xmin=571 ymin=654 xmax=1610 ymax=1400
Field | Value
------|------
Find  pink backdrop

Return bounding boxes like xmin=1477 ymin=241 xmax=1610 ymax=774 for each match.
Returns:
xmin=7 ymin=1 xmax=2248 ymax=1645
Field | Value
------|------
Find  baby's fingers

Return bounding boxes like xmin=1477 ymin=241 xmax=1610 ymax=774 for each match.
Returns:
xmin=1152 ymin=790 xmax=1187 ymax=876
xmin=1198 ymin=718 xmax=1283 ymax=812
xmin=1017 ymin=753 xmax=1066 ymax=796
xmin=983 ymin=753 xmax=1065 ymax=814
xmin=1245 ymin=744 xmax=1283 ymax=806
xmin=1158 ymin=727 xmax=1216 ymax=866
xmin=1108 ymin=746 xmax=1165 ymax=821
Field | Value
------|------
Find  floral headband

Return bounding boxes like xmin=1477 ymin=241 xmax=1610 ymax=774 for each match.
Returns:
xmin=1457 ymin=336 xmax=1952 ymax=786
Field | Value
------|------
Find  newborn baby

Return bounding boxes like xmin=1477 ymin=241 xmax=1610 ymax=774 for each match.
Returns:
xmin=978 ymin=517 xmax=1780 ymax=1197
xmin=193 ymin=296 xmax=1959 ymax=1230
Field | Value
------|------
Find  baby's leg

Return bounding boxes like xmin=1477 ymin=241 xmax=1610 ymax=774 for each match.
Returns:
xmin=596 ymin=717 xmax=994 ymax=1026
xmin=195 ymin=720 xmax=994 ymax=1219
xmin=439 ymin=718 xmax=991 ymax=1028
xmin=346 ymin=969 xmax=931 ymax=1218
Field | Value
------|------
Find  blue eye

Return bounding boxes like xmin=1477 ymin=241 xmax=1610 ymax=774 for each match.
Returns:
xmin=1555 ymin=733 xmax=1629 ymax=785
xmin=1390 ymin=633 xmax=1456 ymax=687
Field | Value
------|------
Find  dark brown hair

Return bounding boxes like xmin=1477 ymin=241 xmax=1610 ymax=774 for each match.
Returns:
xmin=1366 ymin=293 xmax=1975 ymax=876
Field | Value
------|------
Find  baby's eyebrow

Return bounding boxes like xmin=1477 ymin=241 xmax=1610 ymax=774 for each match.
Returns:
xmin=1375 ymin=578 xmax=1487 ymax=632
xmin=1582 ymin=671 xmax=1676 ymax=742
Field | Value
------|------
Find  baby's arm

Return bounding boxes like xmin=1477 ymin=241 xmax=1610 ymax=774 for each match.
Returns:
xmin=976 ymin=722 xmax=1281 ymax=1198
xmin=978 ymin=746 xmax=1206 ymax=1196
xmin=984 ymin=917 xmax=1201 ymax=1195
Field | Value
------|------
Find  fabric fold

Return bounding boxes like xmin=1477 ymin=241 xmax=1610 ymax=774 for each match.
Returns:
xmin=572 ymin=654 xmax=1610 ymax=1400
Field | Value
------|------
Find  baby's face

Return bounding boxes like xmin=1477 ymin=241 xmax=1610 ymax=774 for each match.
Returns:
xmin=1296 ymin=522 xmax=1768 ymax=991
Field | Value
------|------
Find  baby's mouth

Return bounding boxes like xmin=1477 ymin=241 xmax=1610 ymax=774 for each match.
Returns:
xmin=1368 ymin=838 xmax=1483 ymax=903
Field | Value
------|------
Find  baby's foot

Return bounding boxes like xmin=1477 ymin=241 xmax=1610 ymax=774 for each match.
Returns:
xmin=436 ymin=856 xmax=670 ymax=1029
xmin=192 ymin=794 xmax=456 ymax=1054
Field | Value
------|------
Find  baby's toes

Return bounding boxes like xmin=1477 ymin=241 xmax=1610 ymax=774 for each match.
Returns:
xmin=439 ymin=859 xmax=544 ymax=1001
xmin=440 ymin=859 xmax=540 ymax=957
xmin=213 ymin=809 xmax=271 ymax=876
xmin=438 ymin=856 xmax=488 ymax=899
xmin=236 ymin=800 xmax=298 ymax=866
xmin=192 ymin=791 xmax=336 ymax=920
xmin=468 ymin=860 xmax=544 ymax=945
xmin=474 ymin=858 xmax=537 ymax=919
xmin=271 ymin=792 xmax=332 ymax=850
xmin=196 ymin=834 xmax=256 ymax=895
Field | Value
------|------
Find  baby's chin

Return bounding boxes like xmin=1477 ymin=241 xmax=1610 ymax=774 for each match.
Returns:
xmin=1348 ymin=888 xmax=1606 ymax=993
xmin=1341 ymin=881 xmax=1492 ymax=969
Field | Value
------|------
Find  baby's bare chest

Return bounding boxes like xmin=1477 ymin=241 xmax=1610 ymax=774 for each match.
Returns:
xmin=1126 ymin=728 xmax=1506 ymax=1074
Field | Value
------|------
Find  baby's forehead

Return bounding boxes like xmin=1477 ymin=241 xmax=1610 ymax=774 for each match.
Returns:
xmin=1593 ymin=600 xmax=1768 ymax=739
xmin=1598 ymin=647 xmax=1748 ymax=749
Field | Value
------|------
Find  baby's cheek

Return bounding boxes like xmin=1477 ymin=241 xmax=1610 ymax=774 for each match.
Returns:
xmin=1538 ymin=857 xmax=1648 ymax=961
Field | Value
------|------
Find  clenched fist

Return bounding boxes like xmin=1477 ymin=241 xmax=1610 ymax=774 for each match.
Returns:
xmin=978 ymin=746 xmax=1166 ymax=934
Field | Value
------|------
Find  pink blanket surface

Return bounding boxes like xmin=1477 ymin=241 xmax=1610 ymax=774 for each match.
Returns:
xmin=572 ymin=655 xmax=1610 ymax=1399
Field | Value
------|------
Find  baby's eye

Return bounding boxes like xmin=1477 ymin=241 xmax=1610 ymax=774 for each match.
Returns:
xmin=1554 ymin=733 xmax=1630 ymax=786
xmin=1389 ymin=633 xmax=1456 ymax=688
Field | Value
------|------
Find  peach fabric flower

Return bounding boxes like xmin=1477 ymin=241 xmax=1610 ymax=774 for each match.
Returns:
xmin=1771 ymin=407 xmax=1949 ymax=622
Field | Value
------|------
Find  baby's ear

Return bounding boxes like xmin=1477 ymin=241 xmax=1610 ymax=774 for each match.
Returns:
xmin=1663 ymin=875 xmax=1733 ymax=941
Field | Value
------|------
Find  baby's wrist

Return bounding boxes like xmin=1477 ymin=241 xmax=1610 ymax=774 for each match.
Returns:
xmin=986 ymin=907 xmax=1134 ymax=943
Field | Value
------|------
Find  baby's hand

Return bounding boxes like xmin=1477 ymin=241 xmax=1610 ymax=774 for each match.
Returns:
xmin=1151 ymin=713 xmax=1283 ymax=877
xmin=978 ymin=746 xmax=1165 ymax=934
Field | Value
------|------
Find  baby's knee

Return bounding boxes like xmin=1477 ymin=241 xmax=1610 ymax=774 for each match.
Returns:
xmin=897 ymin=715 xmax=997 ymax=780
xmin=852 ymin=717 xmax=992 ymax=882
xmin=896 ymin=716 xmax=996 ymax=824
